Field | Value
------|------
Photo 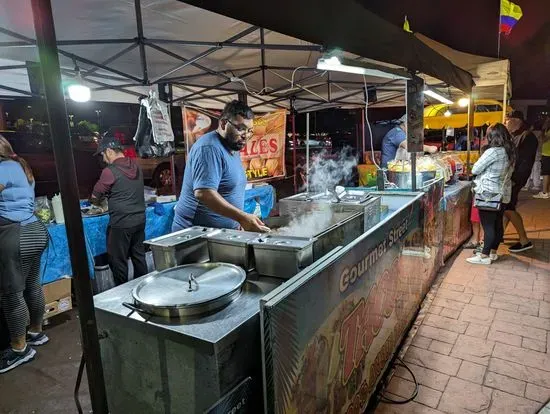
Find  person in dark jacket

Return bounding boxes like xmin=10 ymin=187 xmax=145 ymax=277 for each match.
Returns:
xmin=91 ymin=137 xmax=147 ymax=285
xmin=504 ymin=111 xmax=538 ymax=253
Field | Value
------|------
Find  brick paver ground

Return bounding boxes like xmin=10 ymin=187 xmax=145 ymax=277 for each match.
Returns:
xmin=376 ymin=195 xmax=550 ymax=414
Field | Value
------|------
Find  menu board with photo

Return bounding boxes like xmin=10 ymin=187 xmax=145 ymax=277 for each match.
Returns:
xmin=183 ymin=107 xmax=287 ymax=182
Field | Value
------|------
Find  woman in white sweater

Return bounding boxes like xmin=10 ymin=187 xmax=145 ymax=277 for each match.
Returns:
xmin=468 ymin=123 xmax=516 ymax=265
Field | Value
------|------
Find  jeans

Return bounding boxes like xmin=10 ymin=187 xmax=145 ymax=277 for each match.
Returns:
xmin=479 ymin=208 xmax=505 ymax=256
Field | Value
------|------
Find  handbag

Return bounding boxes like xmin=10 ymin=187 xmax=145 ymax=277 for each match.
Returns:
xmin=473 ymin=168 xmax=510 ymax=211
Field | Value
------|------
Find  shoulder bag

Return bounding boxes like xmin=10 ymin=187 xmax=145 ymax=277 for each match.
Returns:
xmin=473 ymin=168 xmax=510 ymax=211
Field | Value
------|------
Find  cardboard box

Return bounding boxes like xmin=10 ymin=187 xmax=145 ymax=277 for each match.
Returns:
xmin=43 ymin=278 xmax=72 ymax=319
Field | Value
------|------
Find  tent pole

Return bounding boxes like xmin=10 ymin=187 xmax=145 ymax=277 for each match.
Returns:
xmin=361 ymin=108 xmax=366 ymax=164
xmin=260 ymin=28 xmax=266 ymax=92
xmin=291 ymin=98 xmax=297 ymax=194
xmin=502 ymin=81 xmax=508 ymax=123
xmin=467 ymin=95 xmax=475 ymax=176
xmin=30 ymin=0 xmax=108 ymax=412
xmin=134 ymin=0 xmax=149 ymax=84
xmin=306 ymin=112 xmax=310 ymax=193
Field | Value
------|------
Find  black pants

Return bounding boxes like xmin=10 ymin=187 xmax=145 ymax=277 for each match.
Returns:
xmin=479 ymin=208 xmax=505 ymax=256
xmin=107 ymin=224 xmax=148 ymax=286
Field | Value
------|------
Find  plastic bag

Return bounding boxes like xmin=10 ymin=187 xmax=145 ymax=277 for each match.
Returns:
xmin=35 ymin=196 xmax=52 ymax=223
xmin=133 ymin=92 xmax=175 ymax=158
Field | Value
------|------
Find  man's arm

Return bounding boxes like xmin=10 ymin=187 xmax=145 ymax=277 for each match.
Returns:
xmin=90 ymin=168 xmax=115 ymax=205
xmin=191 ymin=146 xmax=268 ymax=232
xmin=0 ymin=184 xmax=4 ymax=193
xmin=194 ymin=189 xmax=268 ymax=232
xmin=398 ymin=140 xmax=438 ymax=154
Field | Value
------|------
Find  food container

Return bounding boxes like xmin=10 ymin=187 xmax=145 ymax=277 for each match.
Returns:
xmin=250 ymin=235 xmax=315 ymax=279
xmin=279 ymin=191 xmax=381 ymax=233
xmin=144 ymin=226 xmax=215 ymax=271
xmin=125 ymin=263 xmax=246 ymax=317
xmin=205 ymin=229 xmax=260 ymax=271
xmin=386 ymin=170 xmax=437 ymax=189
xmin=263 ymin=210 xmax=364 ymax=261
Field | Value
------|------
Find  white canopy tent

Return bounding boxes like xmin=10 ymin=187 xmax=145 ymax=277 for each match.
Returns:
xmin=416 ymin=33 xmax=511 ymax=104
xmin=0 ymin=0 xmax=473 ymax=113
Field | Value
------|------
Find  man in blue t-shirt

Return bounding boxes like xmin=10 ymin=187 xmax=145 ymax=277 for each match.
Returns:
xmin=173 ymin=101 xmax=269 ymax=232
xmin=380 ymin=115 xmax=438 ymax=168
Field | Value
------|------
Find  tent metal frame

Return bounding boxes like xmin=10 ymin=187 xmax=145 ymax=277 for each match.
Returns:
xmin=0 ymin=0 xmax=412 ymax=112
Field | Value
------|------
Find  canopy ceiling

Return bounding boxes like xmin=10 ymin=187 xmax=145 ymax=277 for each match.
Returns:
xmin=416 ymin=33 xmax=511 ymax=101
xmin=0 ymin=0 xmax=473 ymax=112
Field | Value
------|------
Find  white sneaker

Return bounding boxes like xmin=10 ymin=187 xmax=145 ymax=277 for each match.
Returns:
xmin=533 ymin=192 xmax=550 ymax=199
xmin=467 ymin=255 xmax=492 ymax=265
xmin=490 ymin=253 xmax=498 ymax=262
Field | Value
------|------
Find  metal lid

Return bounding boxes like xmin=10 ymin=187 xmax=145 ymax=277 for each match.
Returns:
xmin=251 ymin=234 xmax=314 ymax=251
xmin=206 ymin=229 xmax=260 ymax=246
xmin=132 ymin=263 xmax=246 ymax=309
xmin=144 ymin=226 xmax=213 ymax=247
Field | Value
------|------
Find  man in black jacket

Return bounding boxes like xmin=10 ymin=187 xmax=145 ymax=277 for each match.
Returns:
xmin=504 ymin=111 xmax=538 ymax=253
xmin=91 ymin=137 xmax=148 ymax=285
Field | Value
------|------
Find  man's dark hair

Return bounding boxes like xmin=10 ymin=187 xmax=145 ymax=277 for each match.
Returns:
xmin=220 ymin=100 xmax=254 ymax=121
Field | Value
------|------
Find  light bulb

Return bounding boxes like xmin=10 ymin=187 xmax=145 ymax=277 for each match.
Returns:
xmin=444 ymin=110 xmax=452 ymax=117
xmin=68 ymin=84 xmax=91 ymax=102
xmin=458 ymin=98 xmax=469 ymax=107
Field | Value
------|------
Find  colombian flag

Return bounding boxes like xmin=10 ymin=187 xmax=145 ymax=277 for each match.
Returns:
xmin=500 ymin=0 xmax=523 ymax=35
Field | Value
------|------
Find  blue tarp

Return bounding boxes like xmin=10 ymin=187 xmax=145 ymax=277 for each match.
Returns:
xmin=40 ymin=185 xmax=276 ymax=284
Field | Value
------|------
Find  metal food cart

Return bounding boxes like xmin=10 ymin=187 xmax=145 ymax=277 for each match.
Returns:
xmin=93 ymin=181 xmax=444 ymax=413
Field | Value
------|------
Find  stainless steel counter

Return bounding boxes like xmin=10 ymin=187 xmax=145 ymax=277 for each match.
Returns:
xmin=94 ymin=273 xmax=281 ymax=352
xmin=94 ymin=274 xmax=282 ymax=413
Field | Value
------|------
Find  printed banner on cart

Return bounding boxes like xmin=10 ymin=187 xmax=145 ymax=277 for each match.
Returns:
xmin=182 ymin=107 xmax=286 ymax=182
xmin=262 ymin=196 xmax=438 ymax=414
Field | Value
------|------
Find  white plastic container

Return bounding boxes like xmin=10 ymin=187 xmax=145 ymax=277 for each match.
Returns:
xmin=51 ymin=194 xmax=65 ymax=224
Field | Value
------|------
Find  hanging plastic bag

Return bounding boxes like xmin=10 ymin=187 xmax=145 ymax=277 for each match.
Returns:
xmin=133 ymin=92 xmax=175 ymax=158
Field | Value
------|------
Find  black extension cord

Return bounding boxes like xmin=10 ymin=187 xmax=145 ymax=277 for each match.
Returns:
xmin=378 ymin=356 xmax=419 ymax=405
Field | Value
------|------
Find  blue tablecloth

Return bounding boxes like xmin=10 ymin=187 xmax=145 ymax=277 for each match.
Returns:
xmin=40 ymin=185 xmax=276 ymax=284
xmin=41 ymin=201 xmax=177 ymax=284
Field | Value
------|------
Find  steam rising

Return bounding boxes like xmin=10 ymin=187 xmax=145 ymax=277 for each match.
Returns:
xmin=306 ymin=147 xmax=358 ymax=193
xmin=276 ymin=210 xmax=334 ymax=238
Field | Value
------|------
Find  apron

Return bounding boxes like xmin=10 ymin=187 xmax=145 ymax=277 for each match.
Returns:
xmin=0 ymin=217 xmax=23 ymax=295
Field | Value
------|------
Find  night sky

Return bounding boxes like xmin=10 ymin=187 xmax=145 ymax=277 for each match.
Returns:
xmin=362 ymin=0 xmax=550 ymax=99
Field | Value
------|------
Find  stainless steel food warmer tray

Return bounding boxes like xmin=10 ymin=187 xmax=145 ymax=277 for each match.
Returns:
xmin=205 ymin=229 xmax=260 ymax=271
xmin=144 ymin=226 xmax=215 ymax=271
xmin=250 ymin=235 xmax=315 ymax=279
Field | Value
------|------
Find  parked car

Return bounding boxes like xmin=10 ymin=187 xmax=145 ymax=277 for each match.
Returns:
xmin=424 ymin=99 xmax=512 ymax=130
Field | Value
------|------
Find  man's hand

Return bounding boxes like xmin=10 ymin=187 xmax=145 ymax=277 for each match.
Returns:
xmin=239 ymin=213 xmax=270 ymax=233
xmin=426 ymin=145 xmax=438 ymax=154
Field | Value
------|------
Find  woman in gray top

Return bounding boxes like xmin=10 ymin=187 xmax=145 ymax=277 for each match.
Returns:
xmin=468 ymin=124 xmax=516 ymax=265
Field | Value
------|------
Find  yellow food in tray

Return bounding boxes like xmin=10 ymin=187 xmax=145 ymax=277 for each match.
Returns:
xmin=387 ymin=157 xmax=438 ymax=173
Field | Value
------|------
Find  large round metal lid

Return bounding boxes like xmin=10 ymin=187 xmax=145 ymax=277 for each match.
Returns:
xmin=132 ymin=263 xmax=246 ymax=309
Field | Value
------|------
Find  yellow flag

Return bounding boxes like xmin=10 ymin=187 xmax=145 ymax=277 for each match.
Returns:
xmin=403 ymin=16 xmax=412 ymax=33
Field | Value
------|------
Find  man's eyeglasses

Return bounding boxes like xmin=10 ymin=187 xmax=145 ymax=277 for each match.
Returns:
xmin=226 ymin=119 xmax=254 ymax=138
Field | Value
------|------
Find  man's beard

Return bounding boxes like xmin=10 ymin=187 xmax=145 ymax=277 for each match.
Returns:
xmin=225 ymin=131 xmax=246 ymax=151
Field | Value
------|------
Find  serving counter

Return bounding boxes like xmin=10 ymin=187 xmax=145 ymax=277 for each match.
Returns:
xmin=93 ymin=181 xmax=445 ymax=413
xmin=442 ymin=181 xmax=473 ymax=260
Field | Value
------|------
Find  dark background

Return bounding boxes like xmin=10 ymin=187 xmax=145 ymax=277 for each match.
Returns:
xmin=362 ymin=0 xmax=550 ymax=99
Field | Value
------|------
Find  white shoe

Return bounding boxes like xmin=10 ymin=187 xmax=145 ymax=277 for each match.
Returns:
xmin=490 ymin=253 xmax=498 ymax=262
xmin=533 ymin=192 xmax=550 ymax=199
xmin=467 ymin=255 xmax=492 ymax=265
